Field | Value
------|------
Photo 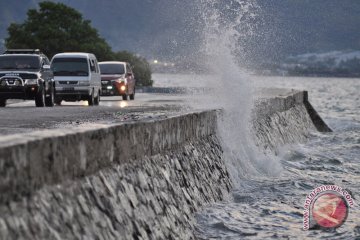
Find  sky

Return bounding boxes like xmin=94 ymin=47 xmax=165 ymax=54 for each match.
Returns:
xmin=1 ymin=0 xmax=359 ymax=65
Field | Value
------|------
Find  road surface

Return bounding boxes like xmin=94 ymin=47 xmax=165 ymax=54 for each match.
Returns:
xmin=0 ymin=94 xmax=188 ymax=136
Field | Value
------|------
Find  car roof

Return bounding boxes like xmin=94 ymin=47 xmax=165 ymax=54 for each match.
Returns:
xmin=99 ymin=61 xmax=127 ymax=65
xmin=52 ymin=52 xmax=95 ymax=59
xmin=4 ymin=49 xmax=42 ymax=54
xmin=0 ymin=54 xmax=41 ymax=57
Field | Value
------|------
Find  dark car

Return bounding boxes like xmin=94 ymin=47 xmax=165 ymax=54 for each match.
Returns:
xmin=99 ymin=61 xmax=135 ymax=100
xmin=0 ymin=49 xmax=55 ymax=107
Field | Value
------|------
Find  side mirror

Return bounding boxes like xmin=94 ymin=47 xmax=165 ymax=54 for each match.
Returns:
xmin=43 ymin=65 xmax=51 ymax=70
xmin=126 ymin=72 xmax=133 ymax=77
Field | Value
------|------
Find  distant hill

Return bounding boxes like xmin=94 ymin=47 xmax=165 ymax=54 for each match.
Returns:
xmin=280 ymin=50 xmax=360 ymax=77
xmin=289 ymin=51 xmax=360 ymax=67
xmin=1 ymin=0 xmax=360 ymax=67
xmin=255 ymin=0 xmax=360 ymax=63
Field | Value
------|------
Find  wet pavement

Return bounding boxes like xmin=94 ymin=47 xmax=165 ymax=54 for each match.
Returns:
xmin=0 ymin=94 xmax=185 ymax=136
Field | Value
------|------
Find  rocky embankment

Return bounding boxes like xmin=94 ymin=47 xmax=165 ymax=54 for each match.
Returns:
xmin=0 ymin=89 xmax=330 ymax=239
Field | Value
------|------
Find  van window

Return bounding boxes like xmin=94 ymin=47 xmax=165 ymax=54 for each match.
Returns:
xmin=51 ymin=58 xmax=89 ymax=76
xmin=89 ymin=59 xmax=96 ymax=73
xmin=94 ymin=59 xmax=99 ymax=73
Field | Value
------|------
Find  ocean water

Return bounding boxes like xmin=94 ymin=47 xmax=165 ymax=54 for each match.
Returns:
xmin=153 ymin=73 xmax=360 ymax=239
xmin=152 ymin=1 xmax=360 ymax=239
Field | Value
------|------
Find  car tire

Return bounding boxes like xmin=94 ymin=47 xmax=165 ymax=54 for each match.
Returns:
xmin=45 ymin=84 xmax=55 ymax=107
xmin=88 ymin=89 xmax=94 ymax=106
xmin=35 ymin=86 xmax=45 ymax=107
xmin=94 ymin=90 xmax=100 ymax=105
xmin=129 ymin=88 xmax=135 ymax=100
xmin=55 ymin=99 xmax=62 ymax=105
xmin=122 ymin=94 xmax=128 ymax=101
xmin=0 ymin=99 xmax=6 ymax=107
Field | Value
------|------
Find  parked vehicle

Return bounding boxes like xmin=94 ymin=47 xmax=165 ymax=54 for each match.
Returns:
xmin=51 ymin=52 xmax=101 ymax=106
xmin=0 ymin=49 xmax=54 ymax=107
xmin=99 ymin=61 xmax=135 ymax=100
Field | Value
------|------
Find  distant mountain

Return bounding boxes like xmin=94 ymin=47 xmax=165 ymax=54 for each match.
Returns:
xmin=255 ymin=0 xmax=360 ymax=63
xmin=1 ymin=0 xmax=360 ymax=67
xmin=278 ymin=50 xmax=360 ymax=77
xmin=288 ymin=51 xmax=360 ymax=67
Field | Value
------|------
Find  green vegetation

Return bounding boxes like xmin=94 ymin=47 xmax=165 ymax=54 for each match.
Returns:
xmin=113 ymin=51 xmax=153 ymax=86
xmin=5 ymin=1 xmax=113 ymax=61
xmin=5 ymin=1 xmax=152 ymax=86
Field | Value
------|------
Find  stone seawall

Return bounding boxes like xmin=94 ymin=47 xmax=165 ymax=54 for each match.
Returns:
xmin=0 ymin=135 xmax=230 ymax=239
xmin=0 ymin=89 xmax=330 ymax=239
xmin=253 ymin=89 xmax=331 ymax=153
xmin=0 ymin=110 xmax=232 ymax=240
xmin=0 ymin=111 xmax=218 ymax=204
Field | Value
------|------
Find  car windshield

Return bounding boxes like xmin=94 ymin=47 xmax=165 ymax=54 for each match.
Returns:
xmin=0 ymin=55 xmax=40 ymax=70
xmin=99 ymin=63 xmax=125 ymax=75
xmin=51 ymin=58 xmax=89 ymax=76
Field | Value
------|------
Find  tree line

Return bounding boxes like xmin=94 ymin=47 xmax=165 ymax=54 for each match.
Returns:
xmin=5 ymin=1 xmax=152 ymax=86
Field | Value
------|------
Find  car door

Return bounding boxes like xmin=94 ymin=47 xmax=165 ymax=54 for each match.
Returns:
xmin=126 ymin=64 xmax=135 ymax=94
xmin=89 ymin=58 xmax=96 ymax=92
xmin=94 ymin=58 xmax=101 ymax=94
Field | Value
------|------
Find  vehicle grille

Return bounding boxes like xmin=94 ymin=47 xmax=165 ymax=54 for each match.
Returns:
xmin=0 ymin=77 xmax=24 ymax=86
xmin=59 ymin=81 xmax=78 ymax=85
xmin=0 ymin=73 xmax=37 ymax=79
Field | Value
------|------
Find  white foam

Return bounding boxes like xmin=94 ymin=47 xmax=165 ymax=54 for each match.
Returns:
xmin=185 ymin=0 xmax=283 ymax=184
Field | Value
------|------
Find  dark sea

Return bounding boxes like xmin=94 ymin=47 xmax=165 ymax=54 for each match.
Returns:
xmin=153 ymin=74 xmax=360 ymax=239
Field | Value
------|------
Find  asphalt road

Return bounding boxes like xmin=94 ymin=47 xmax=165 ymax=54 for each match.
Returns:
xmin=0 ymin=88 xmax=287 ymax=136
xmin=0 ymin=93 xmax=187 ymax=136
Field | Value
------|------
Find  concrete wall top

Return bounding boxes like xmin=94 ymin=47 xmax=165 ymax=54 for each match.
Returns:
xmin=0 ymin=110 xmax=217 ymax=204
xmin=254 ymin=89 xmax=306 ymax=118
xmin=0 ymin=89 xmax=330 ymax=204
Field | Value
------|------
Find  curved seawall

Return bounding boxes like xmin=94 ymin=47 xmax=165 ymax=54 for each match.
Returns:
xmin=253 ymin=89 xmax=331 ymax=153
xmin=0 ymin=89 xmax=330 ymax=239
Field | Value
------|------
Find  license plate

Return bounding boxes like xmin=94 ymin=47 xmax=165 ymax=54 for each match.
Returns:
xmin=63 ymin=87 xmax=74 ymax=91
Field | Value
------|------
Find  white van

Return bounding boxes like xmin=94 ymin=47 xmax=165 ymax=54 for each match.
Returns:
xmin=51 ymin=52 xmax=101 ymax=105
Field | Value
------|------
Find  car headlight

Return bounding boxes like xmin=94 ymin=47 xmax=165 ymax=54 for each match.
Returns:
xmin=24 ymin=79 xmax=38 ymax=85
xmin=14 ymin=80 xmax=22 ymax=86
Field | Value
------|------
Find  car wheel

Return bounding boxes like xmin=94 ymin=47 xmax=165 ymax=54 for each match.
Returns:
xmin=55 ymin=99 xmax=62 ymax=105
xmin=45 ymin=84 xmax=55 ymax=107
xmin=129 ymin=88 xmax=135 ymax=100
xmin=122 ymin=94 xmax=128 ymax=101
xmin=35 ymin=86 xmax=45 ymax=107
xmin=94 ymin=90 xmax=100 ymax=105
xmin=0 ymin=99 xmax=6 ymax=107
xmin=88 ymin=89 xmax=94 ymax=106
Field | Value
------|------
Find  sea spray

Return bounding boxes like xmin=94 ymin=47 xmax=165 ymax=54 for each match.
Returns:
xmin=191 ymin=0 xmax=282 ymax=184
